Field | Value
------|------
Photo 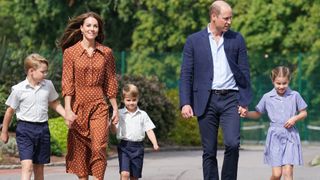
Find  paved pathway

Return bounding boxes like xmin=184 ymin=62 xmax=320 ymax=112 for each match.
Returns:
xmin=0 ymin=145 xmax=319 ymax=180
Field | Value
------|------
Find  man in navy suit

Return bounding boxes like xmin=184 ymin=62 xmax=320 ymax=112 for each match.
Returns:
xmin=179 ymin=1 xmax=252 ymax=180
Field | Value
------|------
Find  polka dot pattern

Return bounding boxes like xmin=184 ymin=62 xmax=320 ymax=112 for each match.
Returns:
xmin=62 ymin=41 xmax=118 ymax=179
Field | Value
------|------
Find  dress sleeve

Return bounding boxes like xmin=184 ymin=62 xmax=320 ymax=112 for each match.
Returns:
xmin=255 ymin=95 xmax=266 ymax=114
xmin=61 ymin=49 xmax=75 ymax=97
xmin=103 ymin=48 xmax=118 ymax=99
xmin=296 ymin=92 xmax=307 ymax=111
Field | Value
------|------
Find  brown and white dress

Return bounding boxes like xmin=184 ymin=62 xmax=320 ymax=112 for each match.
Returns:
xmin=62 ymin=41 xmax=118 ymax=179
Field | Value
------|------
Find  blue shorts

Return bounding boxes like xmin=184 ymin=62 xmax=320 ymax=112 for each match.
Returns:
xmin=16 ymin=120 xmax=51 ymax=164
xmin=118 ymin=140 xmax=144 ymax=178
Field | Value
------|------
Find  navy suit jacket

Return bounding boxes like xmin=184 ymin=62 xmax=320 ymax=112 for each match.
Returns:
xmin=179 ymin=29 xmax=252 ymax=117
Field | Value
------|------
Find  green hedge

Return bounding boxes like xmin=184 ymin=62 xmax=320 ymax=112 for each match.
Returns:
xmin=49 ymin=117 xmax=68 ymax=156
xmin=166 ymin=89 xmax=224 ymax=146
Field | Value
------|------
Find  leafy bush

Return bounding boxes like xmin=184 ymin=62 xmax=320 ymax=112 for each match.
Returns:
xmin=0 ymin=137 xmax=18 ymax=156
xmin=167 ymin=89 xmax=224 ymax=146
xmin=126 ymin=52 xmax=181 ymax=88
xmin=0 ymin=88 xmax=7 ymax=124
xmin=0 ymin=86 xmax=18 ymax=131
xmin=166 ymin=89 xmax=201 ymax=145
xmin=117 ymin=75 xmax=176 ymax=141
xmin=49 ymin=117 xmax=68 ymax=156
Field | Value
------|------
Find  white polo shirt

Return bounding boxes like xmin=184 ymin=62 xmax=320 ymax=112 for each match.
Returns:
xmin=116 ymin=107 xmax=156 ymax=142
xmin=5 ymin=79 xmax=59 ymax=123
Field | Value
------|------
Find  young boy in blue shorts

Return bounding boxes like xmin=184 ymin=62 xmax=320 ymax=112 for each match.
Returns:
xmin=111 ymin=83 xmax=159 ymax=180
xmin=0 ymin=53 xmax=71 ymax=180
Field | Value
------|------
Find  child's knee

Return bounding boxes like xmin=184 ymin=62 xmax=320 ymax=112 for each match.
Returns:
xmin=120 ymin=171 xmax=130 ymax=179
xmin=24 ymin=166 xmax=33 ymax=173
xmin=21 ymin=160 xmax=33 ymax=172
xmin=271 ymin=166 xmax=282 ymax=180
xmin=282 ymin=165 xmax=293 ymax=179
xmin=282 ymin=169 xmax=293 ymax=179
xmin=271 ymin=171 xmax=282 ymax=180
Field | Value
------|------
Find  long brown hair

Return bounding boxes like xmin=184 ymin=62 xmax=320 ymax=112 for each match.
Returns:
xmin=58 ymin=12 xmax=104 ymax=51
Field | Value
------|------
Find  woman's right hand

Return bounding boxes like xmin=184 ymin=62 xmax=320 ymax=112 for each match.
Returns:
xmin=65 ymin=110 xmax=77 ymax=128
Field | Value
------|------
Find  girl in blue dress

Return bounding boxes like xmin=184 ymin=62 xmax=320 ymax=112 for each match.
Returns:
xmin=245 ymin=66 xmax=307 ymax=180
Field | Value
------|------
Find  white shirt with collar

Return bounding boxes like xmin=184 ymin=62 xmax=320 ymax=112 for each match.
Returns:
xmin=207 ymin=25 xmax=238 ymax=90
xmin=5 ymin=78 xmax=59 ymax=123
xmin=116 ymin=107 xmax=156 ymax=142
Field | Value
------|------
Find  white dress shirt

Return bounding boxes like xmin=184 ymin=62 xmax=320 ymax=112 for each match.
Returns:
xmin=116 ymin=107 xmax=156 ymax=142
xmin=5 ymin=78 xmax=59 ymax=123
xmin=207 ymin=25 xmax=238 ymax=90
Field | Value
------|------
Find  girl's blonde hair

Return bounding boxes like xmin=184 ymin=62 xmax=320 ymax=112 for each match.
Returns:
xmin=122 ymin=84 xmax=139 ymax=99
xmin=270 ymin=66 xmax=291 ymax=81
xmin=24 ymin=53 xmax=48 ymax=74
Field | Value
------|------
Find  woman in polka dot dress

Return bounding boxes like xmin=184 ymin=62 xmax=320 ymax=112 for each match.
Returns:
xmin=58 ymin=12 xmax=119 ymax=180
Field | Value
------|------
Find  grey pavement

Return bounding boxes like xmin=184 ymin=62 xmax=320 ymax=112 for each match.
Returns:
xmin=0 ymin=145 xmax=319 ymax=180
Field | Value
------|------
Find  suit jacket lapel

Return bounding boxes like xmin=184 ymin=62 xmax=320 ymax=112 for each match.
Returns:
xmin=223 ymin=30 xmax=233 ymax=65
xmin=199 ymin=29 xmax=213 ymax=69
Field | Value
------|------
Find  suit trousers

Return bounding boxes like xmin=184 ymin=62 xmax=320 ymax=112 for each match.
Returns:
xmin=198 ymin=91 xmax=240 ymax=180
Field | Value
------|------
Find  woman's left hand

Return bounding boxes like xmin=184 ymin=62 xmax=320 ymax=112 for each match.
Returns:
xmin=111 ymin=109 xmax=119 ymax=125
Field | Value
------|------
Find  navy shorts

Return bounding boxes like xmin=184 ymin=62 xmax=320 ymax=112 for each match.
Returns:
xmin=16 ymin=120 xmax=51 ymax=164
xmin=118 ymin=140 xmax=144 ymax=178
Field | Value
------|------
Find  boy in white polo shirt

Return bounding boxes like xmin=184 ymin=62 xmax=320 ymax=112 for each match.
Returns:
xmin=0 ymin=53 xmax=71 ymax=180
xmin=111 ymin=83 xmax=159 ymax=180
